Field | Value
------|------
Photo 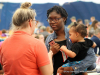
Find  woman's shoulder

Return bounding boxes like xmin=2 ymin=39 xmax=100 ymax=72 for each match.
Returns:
xmin=28 ymin=36 xmax=41 ymax=43
xmin=45 ymin=33 xmax=54 ymax=41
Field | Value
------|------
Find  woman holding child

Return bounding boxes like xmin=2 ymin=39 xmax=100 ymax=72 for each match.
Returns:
xmin=45 ymin=5 xmax=96 ymax=75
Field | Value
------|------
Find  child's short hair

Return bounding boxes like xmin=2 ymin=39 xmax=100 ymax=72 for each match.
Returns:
xmin=71 ymin=22 xmax=87 ymax=37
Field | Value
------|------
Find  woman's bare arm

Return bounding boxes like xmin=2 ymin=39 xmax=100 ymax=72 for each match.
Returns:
xmin=39 ymin=50 xmax=53 ymax=75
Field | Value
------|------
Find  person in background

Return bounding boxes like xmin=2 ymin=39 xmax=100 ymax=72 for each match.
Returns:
xmin=98 ymin=21 xmax=100 ymax=29
xmin=35 ymin=34 xmax=45 ymax=43
xmin=46 ymin=26 xmax=51 ymax=34
xmin=77 ymin=19 xmax=83 ymax=24
xmin=45 ymin=5 xmax=96 ymax=75
xmin=34 ymin=34 xmax=39 ymax=39
xmin=88 ymin=20 xmax=98 ymax=33
xmin=84 ymin=19 xmax=90 ymax=28
xmin=0 ymin=2 xmax=53 ymax=75
xmin=67 ymin=16 xmax=76 ymax=29
xmin=38 ymin=34 xmax=45 ymax=42
xmin=0 ymin=29 xmax=8 ymax=42
xmin=1 ymin=29 xmax=7 ymax=38
xmin=88 ymin=31 xmax=94 ymax=39
xmin=1 ymin=29 xmax=7 ymax=37
xmin=91 ymin=28 xmax=100 ymax=56
xmin=34 ymin=20 xmax=39 ymax=34
xmin=89 ymin=16 xmax=95 ymax=25
xmin=50 ymin=29 xmax=54 ymax=34
xmin=46 ymin=26 xmax=54 ymax=34
xmin=84 ymin=19 xmax=90 ymax=38
xmin=39 ymin=26 xmax=49 ymax=39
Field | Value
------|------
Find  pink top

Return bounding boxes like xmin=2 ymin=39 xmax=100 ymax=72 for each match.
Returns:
xmin=0 ymin=31 xmax=50 ymax=75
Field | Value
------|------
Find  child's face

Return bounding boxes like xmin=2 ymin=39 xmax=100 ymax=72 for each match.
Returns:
xmin=69 ymin=27 xmax=78 ymax=43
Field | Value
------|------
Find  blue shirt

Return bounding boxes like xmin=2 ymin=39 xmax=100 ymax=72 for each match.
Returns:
xmin=91 ymin=35 xmax=100 ymax=55
xmin=89 ymin=22 xmax=92 ymax=25
xmin=45 ymin=26 xmax=96 ymax=74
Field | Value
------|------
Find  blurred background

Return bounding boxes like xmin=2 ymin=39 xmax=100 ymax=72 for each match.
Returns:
xmin=0 ymin=1 xmax=100 ymax=75
xmin=0 ymin=0 xmax=100 ymax=30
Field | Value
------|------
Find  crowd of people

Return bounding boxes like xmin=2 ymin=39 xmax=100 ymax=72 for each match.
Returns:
xmin=0 ymin=2 xmax=100 ymax=75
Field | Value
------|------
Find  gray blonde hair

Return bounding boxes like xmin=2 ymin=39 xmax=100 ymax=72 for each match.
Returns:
xmin=11 ymin=2 xmax=36 ymax=30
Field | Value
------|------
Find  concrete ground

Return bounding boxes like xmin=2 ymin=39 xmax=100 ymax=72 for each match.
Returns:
xmin=88 ymin=72 xmax=100 ymax=75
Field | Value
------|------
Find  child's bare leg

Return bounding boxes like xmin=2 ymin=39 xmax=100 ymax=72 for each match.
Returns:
xmin=82 ymin=72 xmax=88 ymax=75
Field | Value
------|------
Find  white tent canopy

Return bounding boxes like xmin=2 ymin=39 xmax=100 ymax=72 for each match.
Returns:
xmin=0 ymin=0 xmax=100 ymax=5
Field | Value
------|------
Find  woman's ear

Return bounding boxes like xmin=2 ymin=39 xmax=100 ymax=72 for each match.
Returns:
xmin=63 ymin=17 xmax=67 ymax=22
xmin=29 ymin=19 xmax=32 ymax=27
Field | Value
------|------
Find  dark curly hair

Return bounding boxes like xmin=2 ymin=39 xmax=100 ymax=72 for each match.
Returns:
xmin=71 ymin=22 xmax=87 ymax=37
xmin=47 ymin=5 xmax=68 ymax=25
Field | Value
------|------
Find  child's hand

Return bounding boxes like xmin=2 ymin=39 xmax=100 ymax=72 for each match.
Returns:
xmin=60 ymin=45 xmax=67 ymax=51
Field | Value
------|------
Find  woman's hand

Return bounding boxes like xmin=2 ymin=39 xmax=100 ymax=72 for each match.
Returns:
xmin=57 ymin=67 xmax=73 ymax=75
xmin=48 ymin=50 xmax=53 ymax=58
xmin=50 ymin=43 xmax=60 ymax=55
xmin=57 ymin=67 xmax=64 ymax=74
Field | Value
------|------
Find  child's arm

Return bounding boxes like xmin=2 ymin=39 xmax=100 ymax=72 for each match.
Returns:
xmin=92 ymin=42 xmax=97 ymax=48
xmin=60 ymin=45 xmax=76 ymax=58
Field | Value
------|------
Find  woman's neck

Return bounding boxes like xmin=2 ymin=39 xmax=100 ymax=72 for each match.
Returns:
xmin=16 ymin=28 xmax=32 ymax=35
xmin=54 ymin=26 xmax=66 ymax=41
xmin=55 ymin=26 xmax=65 ymax=36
